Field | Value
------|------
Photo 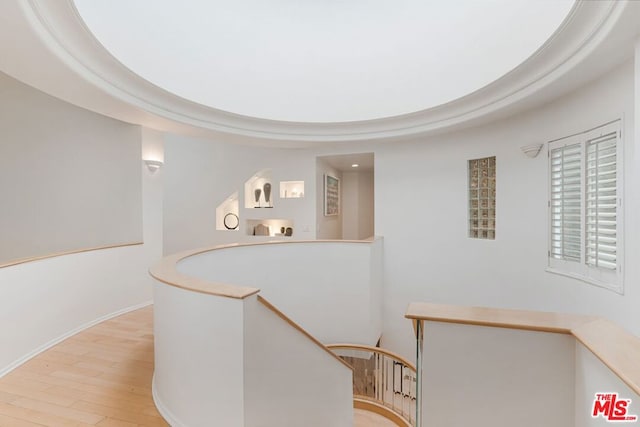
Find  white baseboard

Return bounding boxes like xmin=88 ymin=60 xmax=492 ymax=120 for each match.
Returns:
xmin=152 ymin=374 xmax=185 ymax=427
xmin=0 ymin=300 xmax=153 ymax=378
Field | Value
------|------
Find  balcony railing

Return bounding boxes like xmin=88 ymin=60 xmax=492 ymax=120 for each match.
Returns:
xmin=328 ymin=344 xmax=416 ymax=427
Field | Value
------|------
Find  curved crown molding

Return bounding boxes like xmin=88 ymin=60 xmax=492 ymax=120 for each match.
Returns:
xmin=16 ymin=0 xmax=631 ymax=143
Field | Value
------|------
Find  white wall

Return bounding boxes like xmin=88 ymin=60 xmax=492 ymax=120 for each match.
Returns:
xmin=163 ymin=134 xmax=316 ymax=254
xmin=342 ymin=172 xmax=359 ymax=240
xmin=377 ymin=60 xmax=639 ymax=359
xmin=574 ymin=342 xmax=640 ymax=426
xmin=359 ymin=171 xmax=375 ymax=239
xmin=244 ymin=296 xmax=353 ymax=427
xmin=0 ymin=127 xmax=163 ymax=376
xmin=152 ymin=281 xmax=246 ymax=427
xmin=177 ymin=240 xmax=383 ymax=345
xmin=422 ymin=322 xmax=575 ymax=427
xmin=163 ymin=136 xmax=378 ymax=249
xmin=161 ymin=57 xmax=639 ymax=367
xmin=421 ymin=322 xmax=640 ymax=427
xmin=342 ymin=171 xmax=375 ymax=240
xmin=152 ymin=282 xmax=354 ymax=427
xmin=0 ymin=72 xmax=143 ymax=265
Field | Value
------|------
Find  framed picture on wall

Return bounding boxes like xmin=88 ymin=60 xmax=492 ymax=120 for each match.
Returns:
xmin=324 ymin=174 xmax=340 ymax=216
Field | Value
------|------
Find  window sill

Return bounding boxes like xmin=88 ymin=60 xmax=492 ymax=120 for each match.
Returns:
xmin=545 ymin=267 xmax=623 ymax=295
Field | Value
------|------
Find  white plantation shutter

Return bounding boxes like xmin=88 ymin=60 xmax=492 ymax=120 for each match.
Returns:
xmin=548 ymin=120 xmax=622 ymax=292
xmin=550 ymin=143 xmax=582 ymax=262
xmin=585 ymin=132 xmax=617 ymax=270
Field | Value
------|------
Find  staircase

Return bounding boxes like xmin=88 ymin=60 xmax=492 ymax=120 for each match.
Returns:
xmin=328 ymin=344 xmax=417 ymax=427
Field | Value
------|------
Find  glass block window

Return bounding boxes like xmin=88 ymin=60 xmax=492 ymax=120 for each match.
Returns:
xmin=469 ymin=156 xmax=496 ymax=239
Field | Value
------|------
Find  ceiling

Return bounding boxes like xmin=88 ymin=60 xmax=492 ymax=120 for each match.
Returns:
xmin=0 ymin=1 xmax=639 ymax=145
xmin=74 ymin=0 xmax=573 ymax=123
xmin=319 ymin=153 xmax=375 ymax=173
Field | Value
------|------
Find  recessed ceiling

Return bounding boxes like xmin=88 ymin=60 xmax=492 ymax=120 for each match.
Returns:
xmin=73 ymin=0 xmax=574 ymax=123
xmin=319 ymin=153 xmax=374 ymax=172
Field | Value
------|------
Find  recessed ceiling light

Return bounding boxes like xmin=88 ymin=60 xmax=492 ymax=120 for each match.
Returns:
xmin=351 ymin=164 xmax=359 ymax=168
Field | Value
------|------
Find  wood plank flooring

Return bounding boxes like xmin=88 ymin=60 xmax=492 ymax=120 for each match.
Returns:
xmin=0 ymin=306 xmax=398 ymax=426
xmin=353 ymin=409 xmax=398 ymax=427
xmin=0 ymin=307 xmax=167 ymax=427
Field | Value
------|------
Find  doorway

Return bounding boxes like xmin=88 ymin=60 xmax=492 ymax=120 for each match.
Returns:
xmin=316 ymin=153 xmax=374 ymax=240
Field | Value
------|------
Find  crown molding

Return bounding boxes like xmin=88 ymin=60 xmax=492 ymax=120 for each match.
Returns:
xmin=6 ymin=0 xmax=636 ymax=144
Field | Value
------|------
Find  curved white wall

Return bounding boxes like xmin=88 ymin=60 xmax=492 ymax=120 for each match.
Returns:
xmin=177 ymin=240 xmax=383 ymax=345
xmin=163 ymin=137 xmax=318 ymax=253
xmin=152 ymin=281 xmax=246 ymax=427
xmin=162 ymin=53 xmax=639 ymax=364
xmin=0 ymin=72 xmax=143 ymax=266
xmin=376 ymin=59 xmax=639 ymax=358
xmin=151 ymin=266 xmax=354 ymax=427
xmin=0 ymin=127 xmax=163 ymax=376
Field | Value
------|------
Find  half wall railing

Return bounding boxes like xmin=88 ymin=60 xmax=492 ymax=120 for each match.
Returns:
xmin=149 ymin=239 xmax=382 ymax=427
xmin=405 ymin=302 xmax=640 ymax=427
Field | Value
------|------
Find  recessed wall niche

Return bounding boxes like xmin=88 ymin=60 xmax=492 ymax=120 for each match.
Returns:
xmin=216 ymin=192 xmax=239 ymax=231
xmin=246 ymin=219 xmax=294 ymax=237
xmin=244 ymin=169 xmax=273 ymax=208
xmin=468 ymin=156 xmax=496 ymax=239
xmin=280 ymin=181 xmax=305 ymax=199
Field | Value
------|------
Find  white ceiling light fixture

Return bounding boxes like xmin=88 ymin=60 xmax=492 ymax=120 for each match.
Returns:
xmin=351 ymin=164 xmax=359 ymax=168
xmin=144 ymin=159 xmax=164 ymax=173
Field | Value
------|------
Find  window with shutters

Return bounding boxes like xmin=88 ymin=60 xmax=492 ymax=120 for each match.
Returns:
xmin=547 ymin=121 xmax=623 ymax=292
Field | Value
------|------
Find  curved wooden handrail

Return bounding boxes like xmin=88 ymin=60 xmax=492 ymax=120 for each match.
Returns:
xmin=327 ymin=343 xmax=416 ymax=372
xmin=149 ymin=246 xmax=260 ymax=299
xmin=0 ymin=241 xmax=143 ymax=269
xmin=149 ymin=238 xmax=378 ymax=299
xmin=405 ymin=302 xmax=640 ymax=396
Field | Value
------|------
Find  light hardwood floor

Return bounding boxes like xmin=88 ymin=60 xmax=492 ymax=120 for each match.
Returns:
xmin=0 ymin=306 xmax=397 ymax=426
xmin=0 ymin=306 xmax=166 ymax=426
xmin=353 ymin=409 xmax=398 ymax=427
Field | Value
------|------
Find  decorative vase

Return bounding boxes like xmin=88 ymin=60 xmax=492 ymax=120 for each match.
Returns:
xmin=254 ymin=188 xmax=262 ymax=208
xmin=263 ymin=183 xmax=272 ymax=207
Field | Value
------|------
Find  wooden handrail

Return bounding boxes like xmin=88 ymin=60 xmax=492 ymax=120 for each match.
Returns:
xmin=405 ymin=302 xmax=597 ymax=333
xmin=149 ymin=239 xmax=378 ymax=299
xmin=405 ymin=302 xmax=640 ymax=396
xmin=326 ymin=343 xmax=416 ymax=372
xmin=0 ymin=241 xmax=143 ymax=269
xmin=149 ymin=247 xmax=260 ymax=299
xmin=257 ymin=295 xmax=353 ymax=371
xmin=572 ymin=318 xmax=640 ymax=397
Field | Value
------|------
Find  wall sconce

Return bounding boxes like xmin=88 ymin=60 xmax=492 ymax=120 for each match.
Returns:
xmin=520 ymin=143 xmax=543 ymax=158
xmin=144 ymin=159 xmax=164 ymax=173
